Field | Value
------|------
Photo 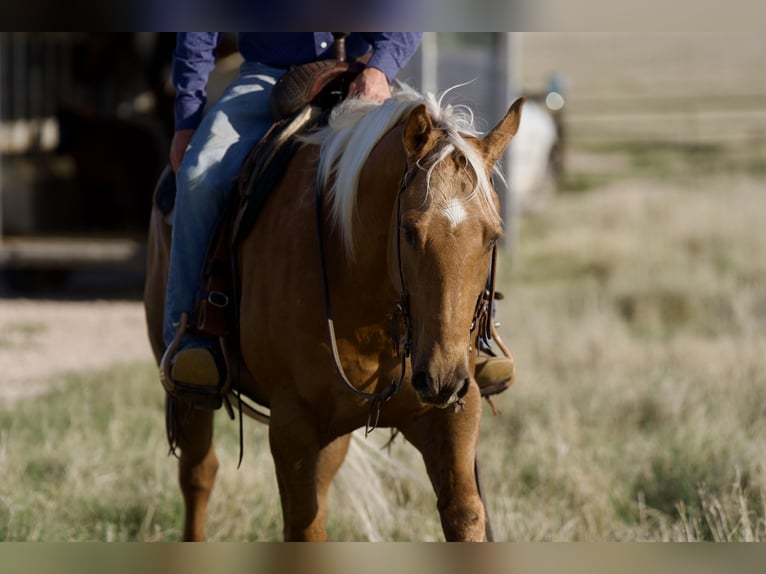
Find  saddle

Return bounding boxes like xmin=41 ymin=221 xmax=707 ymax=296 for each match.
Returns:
xmin=269 ymin=57 xmax=367 ymax=119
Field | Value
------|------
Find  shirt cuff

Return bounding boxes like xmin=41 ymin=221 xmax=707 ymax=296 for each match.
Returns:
xmin=175 ymin=97 xmax=206 ymax=131
xmin=366 ymin=51 xmax=400 ymax=83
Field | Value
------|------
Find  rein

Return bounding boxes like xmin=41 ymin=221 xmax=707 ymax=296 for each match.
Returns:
xmin=471 ymin=243 xmax=499 ymax=350
xmin=314 ymin=167 xmax=413 ymax=435
xmin=471 ymin=240 xmax=514 ymax=363
xmin=392 ymin=167 xmax=416 ymax=361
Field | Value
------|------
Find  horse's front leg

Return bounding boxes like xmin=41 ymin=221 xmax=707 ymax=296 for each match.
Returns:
xmin=269 ymin=403 xmax=349 ymax=541
xmin=400 ymin=385 xmax=486 ymax=541
xmin=315 ymin=433 xmax=351 ymax=532
xmin=173 ymin=399 xmax=219 ymax=541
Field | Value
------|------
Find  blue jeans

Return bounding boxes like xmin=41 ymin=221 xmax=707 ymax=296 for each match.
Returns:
xmin=163 ymin=62 xmax=287 ymax=347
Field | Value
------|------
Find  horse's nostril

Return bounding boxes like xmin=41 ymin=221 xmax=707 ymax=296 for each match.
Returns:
xmin=412 ymin=372 xmax=431 ymax=396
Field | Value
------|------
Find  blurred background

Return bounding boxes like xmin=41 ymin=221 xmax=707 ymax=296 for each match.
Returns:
xmin=2 ymin=33 xmax=765 ymax=293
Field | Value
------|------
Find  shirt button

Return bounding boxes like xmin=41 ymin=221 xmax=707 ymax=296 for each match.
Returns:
xmin=320 ymin=41 xmax=328 ymax=49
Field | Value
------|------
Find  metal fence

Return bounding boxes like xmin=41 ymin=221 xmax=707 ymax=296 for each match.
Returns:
xmin=0 ymin=33 xmax=76 ymax=153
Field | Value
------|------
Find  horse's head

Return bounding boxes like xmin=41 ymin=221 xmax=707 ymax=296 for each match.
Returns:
xmin=391 ymin=97 xmax=525 ymax=407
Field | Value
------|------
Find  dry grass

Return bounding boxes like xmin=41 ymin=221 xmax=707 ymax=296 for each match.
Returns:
xmin=481 ymin=172 xmax=766 ymax=541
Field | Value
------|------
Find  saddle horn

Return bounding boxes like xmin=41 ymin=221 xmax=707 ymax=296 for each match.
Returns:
xmin=332 ymin=32 xmax=349 ymax=62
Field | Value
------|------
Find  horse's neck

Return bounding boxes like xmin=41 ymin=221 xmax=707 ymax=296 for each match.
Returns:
xmin=322 ymin=125 xmax=405 ymax=340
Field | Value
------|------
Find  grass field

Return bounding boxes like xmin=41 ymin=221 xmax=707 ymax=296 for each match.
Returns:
xmin=2 ymin=135 xmax=765 ymax=540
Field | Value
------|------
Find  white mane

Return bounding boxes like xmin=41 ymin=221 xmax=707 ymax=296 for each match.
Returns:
xmin=301 ymin=83 xmax=503 ymax=256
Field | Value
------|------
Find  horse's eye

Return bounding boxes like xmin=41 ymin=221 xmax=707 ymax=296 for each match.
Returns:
xmin=402 ymin=224 xmax=418 ymax=246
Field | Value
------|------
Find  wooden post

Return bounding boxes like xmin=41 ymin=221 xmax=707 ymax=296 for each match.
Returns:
xmin=490 ymin=32 xmax=522 ymax=254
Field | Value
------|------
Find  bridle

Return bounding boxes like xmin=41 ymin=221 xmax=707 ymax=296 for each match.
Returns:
xmin=391 ymin=166 xmax=415 ymax=368
xmin=315 ymin=157 xmax=503 ymax=432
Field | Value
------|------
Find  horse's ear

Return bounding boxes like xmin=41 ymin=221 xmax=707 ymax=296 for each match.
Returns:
xmin=482 ymin=96 xmax=526 ymax=166
xmin=403 ymin=104 xmax=439 ymax=161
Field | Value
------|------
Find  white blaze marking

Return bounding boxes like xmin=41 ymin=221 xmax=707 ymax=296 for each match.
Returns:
xmin=442 ymin=198 xmax=467 ymax=229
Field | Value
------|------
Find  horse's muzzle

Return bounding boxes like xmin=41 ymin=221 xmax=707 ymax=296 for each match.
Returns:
xmin=412 ymin=370 xmax=471 ymax=408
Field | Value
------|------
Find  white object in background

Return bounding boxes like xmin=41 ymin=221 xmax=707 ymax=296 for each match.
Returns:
xmin=509 ymin=99 xmax=559 ymax=212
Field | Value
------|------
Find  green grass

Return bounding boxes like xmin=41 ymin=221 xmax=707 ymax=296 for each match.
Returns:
xmin=0 ymin=363 xmax=180 ymax=541
xmin=559 ymin=138 xmax=766 ymax=194
xmin=0 ymin=361 xmax=295 ymax=541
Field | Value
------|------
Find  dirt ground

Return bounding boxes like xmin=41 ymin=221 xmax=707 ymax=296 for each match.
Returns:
xmin=0 ymin=298 xmax=152 ymax=402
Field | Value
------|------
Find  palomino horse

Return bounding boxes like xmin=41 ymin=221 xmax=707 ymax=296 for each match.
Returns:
xmin=144 ymin=86 xmax=525 ymax=541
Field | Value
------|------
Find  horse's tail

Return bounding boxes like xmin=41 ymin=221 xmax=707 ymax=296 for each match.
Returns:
xmin=333 ymin=430 xmax=431 ymax=540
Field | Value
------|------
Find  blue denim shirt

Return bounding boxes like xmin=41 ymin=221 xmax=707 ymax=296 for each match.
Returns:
xmin=173 ymin=32 xmax=423 ymax=131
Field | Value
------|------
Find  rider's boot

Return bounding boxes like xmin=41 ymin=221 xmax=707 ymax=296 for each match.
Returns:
xmin=474 ymin=352 xmax=515 ymax=397
xmin=160 ymin=314 xmax=225 ymax=410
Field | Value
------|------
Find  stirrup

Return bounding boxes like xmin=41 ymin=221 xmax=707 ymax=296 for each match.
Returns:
xmin=159 ymin=313 xmax=225 ymax=410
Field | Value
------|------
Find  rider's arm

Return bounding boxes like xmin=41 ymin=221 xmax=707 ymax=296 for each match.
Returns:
xmin=362 ymin=33 xmax=423 ymax=82
xmin=170 ymin=33 xmax=222 ymax=172
xmin=173 ymin=33 xmax=222 ymax=132
xmin=349 ymin=33 xmax=422 ymax=102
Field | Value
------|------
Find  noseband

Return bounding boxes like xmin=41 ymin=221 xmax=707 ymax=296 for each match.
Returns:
xmin=315 ymin=163 xmax=499 ymax=432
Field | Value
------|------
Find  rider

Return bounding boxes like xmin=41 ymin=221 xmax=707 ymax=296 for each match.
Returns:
xmin=163 ymin=32 xmax=514 ymax=407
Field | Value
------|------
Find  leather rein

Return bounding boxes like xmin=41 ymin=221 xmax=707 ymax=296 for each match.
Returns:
xmin=314 ymin=164 xmax=501 ymax=434
xmin=314 ymin=167 xmax=411 ymax=434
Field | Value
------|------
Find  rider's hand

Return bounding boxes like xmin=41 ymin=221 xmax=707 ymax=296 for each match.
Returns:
xmin=348 ymin=67 xmax=391 ymax=103
xmin=170 ymin=129 xmax=196 ymax=173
